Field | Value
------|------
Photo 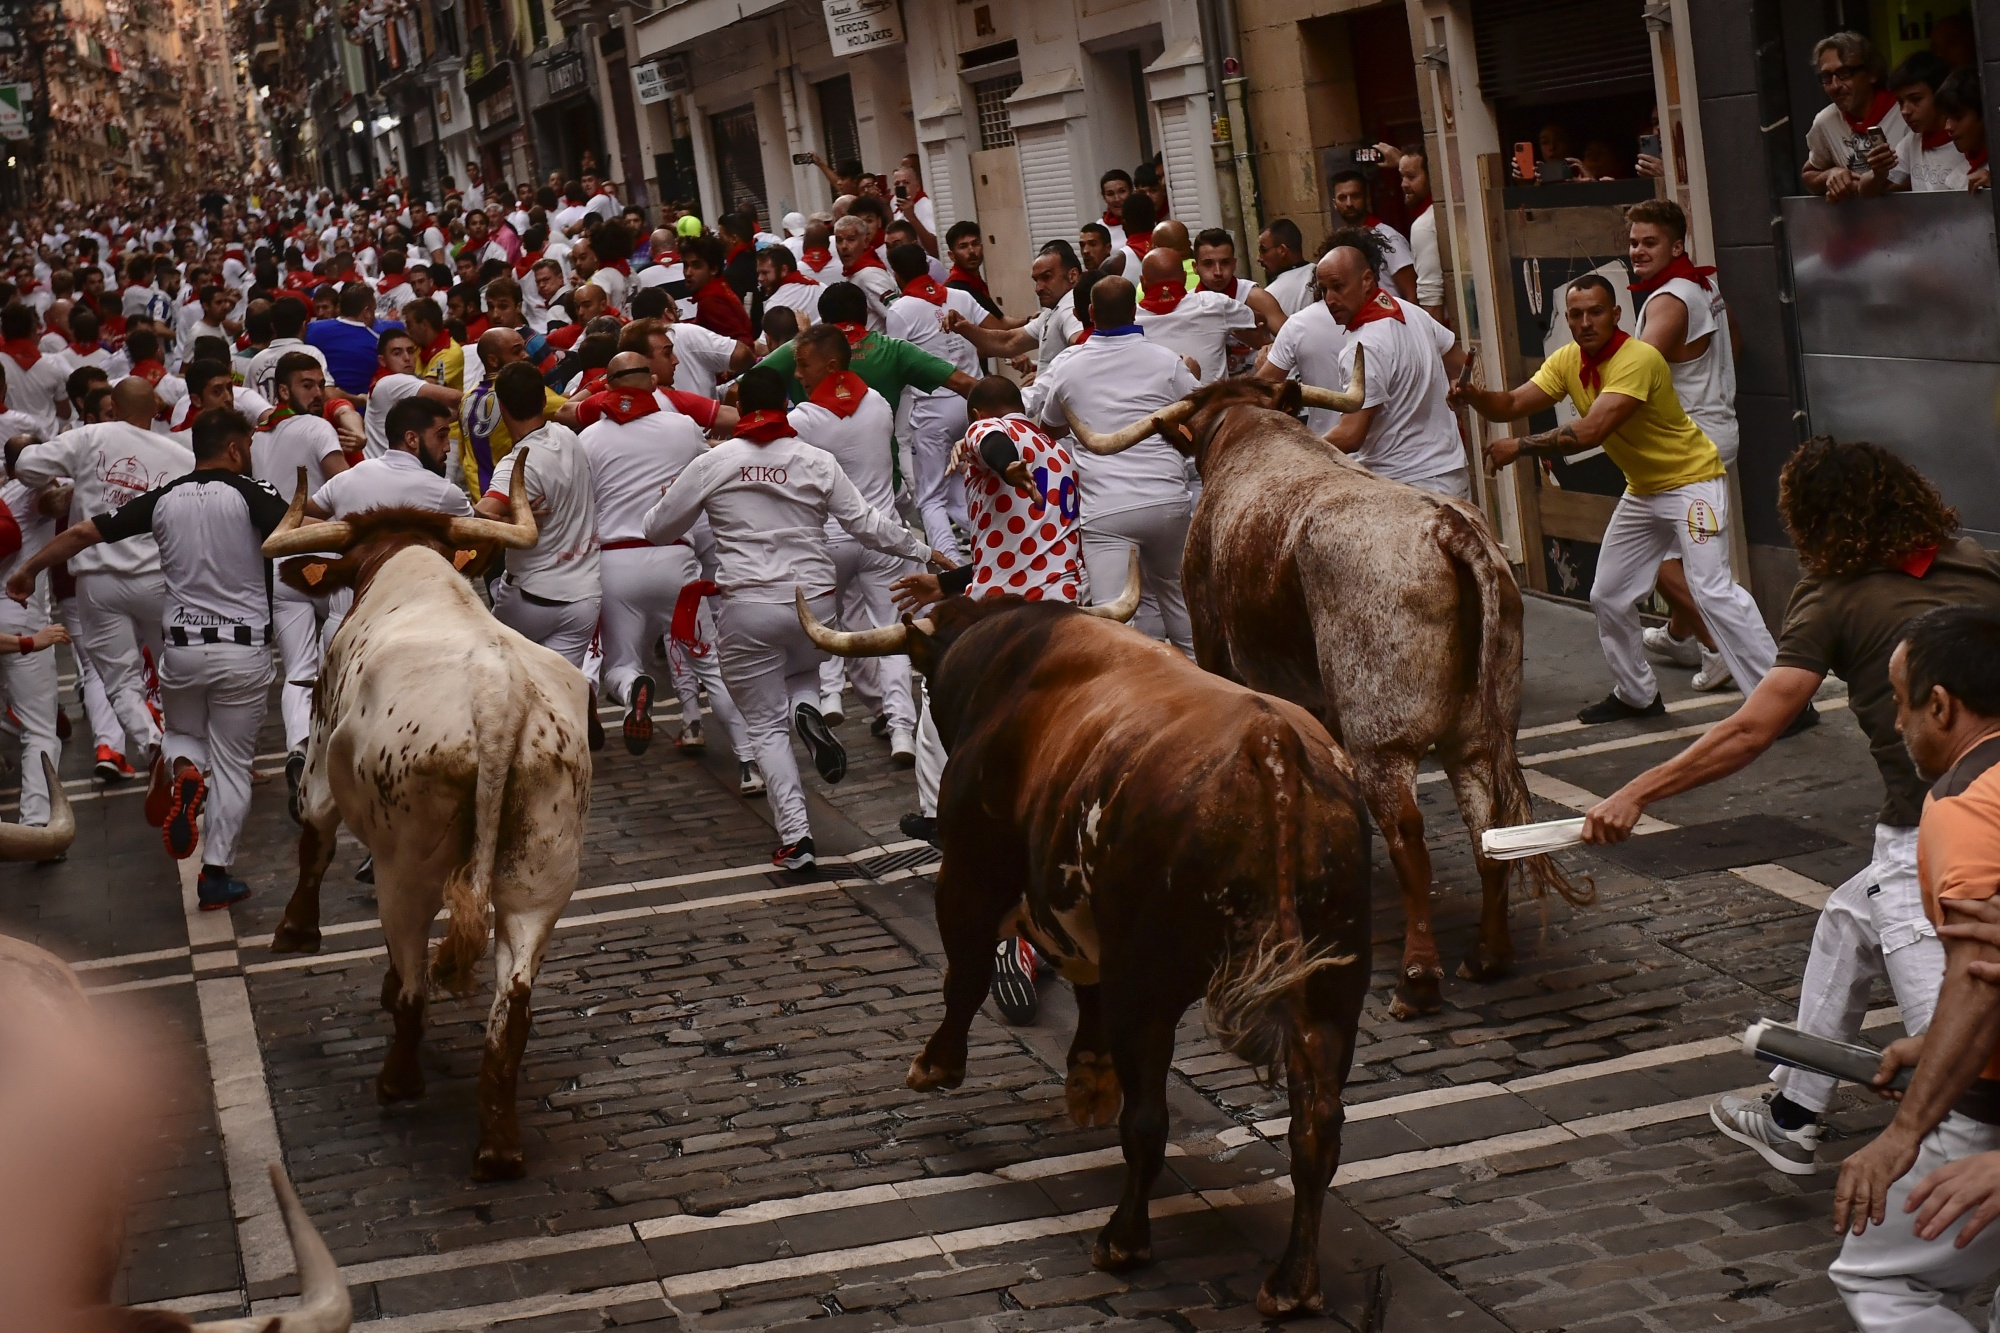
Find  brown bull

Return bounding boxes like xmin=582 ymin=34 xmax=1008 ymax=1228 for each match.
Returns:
xmin=1066 ymin=370 xmax=1587 ymax=1019
xmin=800 ymin=559 xmax=1373 ymax=1318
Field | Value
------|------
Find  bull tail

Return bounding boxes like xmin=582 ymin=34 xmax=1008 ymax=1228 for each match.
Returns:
xmin=431 ymin=673 xmax=523 ymax=996
xmin=1433 ymin=504 xmax=1594 ymax=909
xmin=1205 ymin=720 xmax=1359 ymax=1082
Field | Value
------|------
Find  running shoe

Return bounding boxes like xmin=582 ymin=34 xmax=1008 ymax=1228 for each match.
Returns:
xmin=890 ymin=726 xmax=916 ymax=768
xmin=870 ymin=714 xmax=891 ymax=739
xmin=55 ymin=706 xmax=70 ymax=741
xmin=738 ymin=761 xmax=765 ymax=797
xmin=162 ymin=765 xmax=206 ymax=860
xmin=819 ymin=692 xmax=845 ymax=727
xmin=586 ymin=693 xmax=605 ymax=752
xmin=1576 ymin=692 xmax=1665 ymax=725
xmin=773 ymin=836 xmax=816 ymax=870
xmin=623 ymin=675 xmax=655 ymax=756
xmin=794 ymin=703 xmax=847 ymax=783
xmin=285 ymin=750 xmax=306 ymax=825
xmin=1641 ymin=625 xmax=1702 ymax=668
xmin=196 ymin=867 xmax=252 ymax=911
xmin=990 ymin=938 xmax=1038 ymax=1024
xmin=1691 ymin=646 xmax=1733 ymax=692
xmin=678 ymin=718 xmax=707 ymax=754
xmin=95 ymin=743 xmax=136 ymax=782
xmin=1711 ymin=1092 xmax=1819 ymax=1176
xmin=900 ymin=812 xmax=939 ymax=847
xmin=355 ymin=854 xmax=375 ymax=884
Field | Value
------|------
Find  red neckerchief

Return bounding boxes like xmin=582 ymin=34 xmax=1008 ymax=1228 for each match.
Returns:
xmin=947 ymin=265 xmax=990 ymax=299
xmin=132 ymin=358 xmax=166 ymax=385
xmin=1100 ymin=209 xmax=1120 ymax=228
xmin=800 ymin=247 xmax=833 ymax=273
xmin=1577 ymin=328 xmax=1632 ymax=391
xmin=1339 ymin=289 xmax=1405 ymax=330
xmin=734 ymin=409 xmax=795 ymax=443
xmin=577 ymin=367 xmax=610 ymax=396
xmin=1969 ymin=146 xmax=1991 ymax=171
xmin=1922 ymin=127 xmax=1954 ymax=150
xmin=1139 ymin=280 xmax=1185 ymax=315
xmin=1898 ymin=545 xmax=1939 ymax=578
xmin=807 ymin=369 xmax=868 ymax=418
xmin=1362 ymin=214 xmax=1384 ymax=229
xmin=284 ymin=270 xmax=317 ymax=291
xmin=376 ymin=273 xmax=406 ymax=294
xmin=170 ymin=407 xmax=199 ymax=431
xmin=1629 ymin=252 xmax=1717 ymax=296
xmin=1841 ymin=89 xmax=1897 ymax=134
xmin=544 ymin=322 xmax=586 ymax=353
xmin=68 ymin=339 xmax=103 ymax=358
xmin=0 ymin=337 xmax=37 ymax=370
xmin=693 ymin=281 xmax=752 ymax=340
xmin=463 ymin=315 xmax=490 ymax=341
xmin=335 ymin=267 xmax=360 ymax=283
xmin=1125 ymin=234 xmax=1153 ymax=259
xmin=1410 ymin=199 xmax=1432 ymax=221
xmin=369 ymin=365 xmax=398 ymax=390
xmin=512 ymin=249 xmax=543 ymax=277
xmin=583 ymin=386 xmax=661 ymax=425
xmin=724 ymin=242 xmax=751 ymax=267
xmin=829 ymin=321 xmax=869 ymax=348
xmin=604 ymin=257 xmax=630 ymax=275
xmin=778 ymin=269 xmax=818 ymax=288
xmin=256 ymin=403 xmax=298 ymax=433
xmin=901 ymin=274 xmax=947 ymax=304
xmin=420 ymin=330 xmax=452 ymax=362
xmin=842 ymin=248 xmax=886 ymax=273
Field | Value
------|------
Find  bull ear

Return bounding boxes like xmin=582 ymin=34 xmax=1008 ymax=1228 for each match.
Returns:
xmin=1274 ymin=380 xmax=1303 ymax=416
xmin=280 ymin=555 xmax=352 ymax=597
xmin=1158 ymin=419 xmax=1195 ymax=455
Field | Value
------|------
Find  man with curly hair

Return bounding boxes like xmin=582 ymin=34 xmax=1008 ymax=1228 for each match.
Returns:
xmin=1584 ymin=438 xmax=2000 ymax=1176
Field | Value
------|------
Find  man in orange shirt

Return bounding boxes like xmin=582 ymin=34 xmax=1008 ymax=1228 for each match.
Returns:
xmin=1832 ymin=605 xmax=2000 ymax=1328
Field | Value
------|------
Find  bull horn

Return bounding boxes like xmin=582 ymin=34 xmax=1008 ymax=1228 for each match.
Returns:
xmin=443 ymin=446 xmax=539 ymax=550
xmin=188 ymin=1164 xmax=351 ymax=1332
xmin=261 ymin=468 xmax=354 ymax=559
xmin=1062 ymin=398 xmax=1198 ymax=455
xmin=1297 ymin=343 xmax=1366 ymax=414
xmin=0 ymin=754 xmax=74 ymax=861
xmin=1077 ymin=549 xmax=1143 ymax=622
xmin=796 ymin=587 xmax=931 ymax=656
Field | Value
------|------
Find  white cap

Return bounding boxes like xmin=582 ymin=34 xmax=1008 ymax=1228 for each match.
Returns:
xmin=782 ymin=211 xmax=806 ymax=238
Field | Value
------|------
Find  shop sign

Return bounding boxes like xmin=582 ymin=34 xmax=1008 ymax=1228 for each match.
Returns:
xmin=633 ymin=53 xmax=686 ymax=104
xmin=476 ymin=78 xmax=515 ymax=131
xmin=823 ymin=0 xmax=901 ymax=56
xmin=546 ymin=50 xmax=588 ymax=96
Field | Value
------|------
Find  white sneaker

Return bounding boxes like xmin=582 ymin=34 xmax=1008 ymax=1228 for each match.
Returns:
xmin=1642 ymin=625 xmax=1702 ymax=668
xmin=738 ymin=761 xmax=766 ymax=797
xmin=1691 ymin=645 xmax=1734 ymax=692
xmin=819 ymin=693 xmax=845 ymax=727
xmin=1711 ymin=1092 xmax=1819 ymax=1175
xmin=890 ymin=725 xmax=916 ymax=767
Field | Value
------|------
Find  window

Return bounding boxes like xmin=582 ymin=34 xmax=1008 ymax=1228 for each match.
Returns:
xmin=711 ymin=105 xmax=768 ymax=218
xmin=972 ymin=72 xmax=1021 ymax=151
xmin=817 ymin=74 xmax=860 ymax=169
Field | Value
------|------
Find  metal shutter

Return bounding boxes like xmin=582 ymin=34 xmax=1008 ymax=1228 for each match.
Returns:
xmin=1016 ymin=125 xmax=1075 ymax=254
xmin=925 ymin=142 xmax=957 ymax=232
xmin=1156 ymin=99 xmax=1203 ymax=230
xmin=1471 ymin=0 xmax=1653 ymax=108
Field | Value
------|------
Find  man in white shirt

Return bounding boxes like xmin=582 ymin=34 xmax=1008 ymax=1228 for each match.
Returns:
xmin=1803 ymin=31 xmax=1907 ymax=200
xmin=941 ymin=242 xmax=1084 ymax=378
xmin=459 ymin=210 xmax=508 ymax=269
xmin=478 ymin=362 xmax=601 ymax=672
xmin=641 ymin=365 xmax=940 ymax=870
xmin=1190 ymin=228 xmax=1285 ymax=378
xmin=1396 ymin=147 xmax=1448 ymax=324
xmin=364 ymin=328 xmax=461 ymax=458
xmin=1135 ymin=248 xmax=1257 ymax=387
xmin=307 ymin=397 xmax=471 ymax=520
xmin=833 ymin=216 xmax=897 ymax=332
xmin=373 ymin=250 xmax=415 ymax=322
xmin=1258 ymin=220 xmax=1315 ymax=316
xmin=244 ymin=298 xmax=328 ymax=405
xmin=1035 ymin=277 xmax=1199 ymax=654
xmin=0 ymin=471 xmax=66 ymax=834
xmin=663 ymin=312 xmax=753 ymax=399
xmin=1330 ymin=171 xmax=1418 ymax=303
xmin=178 ymin=284 xmax=237 ymax=367
xmin=885 ymin=245 xmax=987 ymax=563
xmin=10 ymin=377 xmax=194 ymax=778
xmin=1889 ymin=52 xmax=1971 ymax=192
xmin=462 ymin=165 xmax=487 ymax=214
xmin=164 ymin=361 xmax=272 ymax=433
xmin=787 ymin=325 xmax=919 ymax=763
xmin=757 ymin=246 xmax=821 ymax=327
xmin=0 ymin=303 xmax=71 ymax=436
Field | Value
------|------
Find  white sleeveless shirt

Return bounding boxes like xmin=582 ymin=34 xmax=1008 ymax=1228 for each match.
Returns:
xmin=1639 ymin=276 xmax=1738 ymax=465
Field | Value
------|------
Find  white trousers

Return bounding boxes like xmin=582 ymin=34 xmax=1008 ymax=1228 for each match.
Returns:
xmin=598 ymin=546 xmax=750 ymax=758
xmin=910 ymin=392 xmax=969 ymax=565
xmin=1591 ymin=478 xmax=1776 ymax=707
xmin=75 ymin=571 xmax=165 ymax=757
xmin=815 ymin=540 xmax=917 ymax=733
xmin=0 ymin=591 xmax=61 ymax=826
xmin=159 ymin=643 xmax=272 ymax=868
xmin=271 ymin=582 xmax=350 ymax=753
xmin=491 ymin=578 xmax=600 ymax=669
xmin=57 ymin=596 xmax=123 ymax=752
xmin=716 ymin=595 xmax=833 ymax=845
xmin=1081 ymin=500 xmax=1193 ymax=655
xmin=1830 ymin=1110 xmax=2000 ymax=1332
xmin=1774 ymin=824 xmax=1944 ymax=1113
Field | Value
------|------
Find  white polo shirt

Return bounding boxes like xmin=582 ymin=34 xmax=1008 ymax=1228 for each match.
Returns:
xmin=1336 ymin=299 xmax=1463 ymax=487
xmin=1136 ymin=289 xmax=1256 ymax=386
xmin=311 ymin=447 xmax=472 ymax=518
xmin=762 ymin=279 xmax=822 ymax=326
xmin=253 ymin=412 xmax=344 ymax=499
xmin=1 ymin=346 xmax=72 ymax=438
xmin=1033 ymin=330 xmax=1198 ymax=524
xmin=884 ymin=287 xmax=984 ymax=377
xmin=245 ymin=337 xmax=329 ymax=407
xmin=485 ymin=421 xmax=600 ymax=602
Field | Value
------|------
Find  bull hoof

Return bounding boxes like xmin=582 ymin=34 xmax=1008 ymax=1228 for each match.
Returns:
xmin=1254 ymin=1276 xmax=1324 ymax=1319
xmin=472 ymin=1144 xmax=525 ymax=1181
xmin=1090 ymin=1234 xmax=1152 ymax=1272
xmin=906 ymin=1054 xmax=965 ymax=1092
xmin=1065 ymin=1052 xmax=1123 ymax=1128
xmin=376 ymin=1064 xmax=425 ymax=1105
xmin=1457 ymin=949 xmax=1513 ymax=984
xmin=269 ymin=920 xmax=322 ymax=955
xmin=1389 ymin=966 xmax=1445 ymax=1019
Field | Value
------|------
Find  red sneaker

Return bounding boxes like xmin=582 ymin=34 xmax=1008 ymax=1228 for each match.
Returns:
xmin=95 ymin=744 xmax=136 ymax=782
xmin=162 ymin=765 xmax=206 ymax=860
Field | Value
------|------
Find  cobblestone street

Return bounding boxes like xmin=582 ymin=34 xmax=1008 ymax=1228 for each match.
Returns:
xmin=0 ymin=595 xmax=1936 ymax=1332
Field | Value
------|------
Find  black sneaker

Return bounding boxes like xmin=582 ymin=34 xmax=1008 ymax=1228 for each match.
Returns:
xmin=990 ymin=938 xmax=1038 ymax=1024
xmin=162 ymin=766 xmax=206 ymax=860
xmin=624 ymin=675 xmax=655 ymax=755
xmin=285 ymin=750 xmax=306 ymax=825
xmin=773 ymin=836 xmax=816 ymax=870
xmin=1576 ymin=692 xmax=1666 ymax=725
xmin=587 ymin=692 xmax=606 ymax=752
xmin=196 ymin=867 xmax=251 ymax=911
xmin=1782 ymin=702 xmax=1821 ymax=738
xmin=900 ymin=812 xmax=939 ymax=847
xmin=870 ymin=714 xmax=891 ymax=739
xmin=795 ymin=703 xmax=847 ymax=783
xmin=355 ymin=854 xmax=375 ymax=884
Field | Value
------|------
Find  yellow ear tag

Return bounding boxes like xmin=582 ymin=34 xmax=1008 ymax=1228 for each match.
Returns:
xmin=453 ymin=549 xmax=477 ymax=570
xmin=302 ymin=562 xmax=327 ymax=586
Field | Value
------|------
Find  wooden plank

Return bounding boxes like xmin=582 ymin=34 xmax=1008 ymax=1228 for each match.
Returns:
xmin=1538 ymin=487 xmax=1620 ymax=543
xmin=1479 ymin=151 xmax=1545 ymax=591
xmin=1500 ymin=204 xmax=1631 ymax=260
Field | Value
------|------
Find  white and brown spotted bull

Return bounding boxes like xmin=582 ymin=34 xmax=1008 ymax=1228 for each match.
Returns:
xmin=1064 ymin=363 xmax=1588 ymax=1019
xmin=0 ymin=931 xmax=351 ymax=1331
xmin=799 ymin=558 xmax=1374 ymax=1318
xmin=259 ymin=458 xmax=592 ymax=1180
xmin=0 ymin=755 xmax=74 ymax=861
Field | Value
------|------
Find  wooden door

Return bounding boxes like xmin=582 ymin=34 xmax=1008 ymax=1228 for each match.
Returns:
xmin=968 ymin=145 xmax=1035 ymax=321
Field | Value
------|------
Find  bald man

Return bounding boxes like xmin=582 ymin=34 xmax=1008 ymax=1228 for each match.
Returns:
xmin=1152 ymin=220 xmax=1192 ymax=257
xmin=11 ymin=377 xmax=196 ymax=782
xmin=458 ymin=325 xmax=563 ymax=498
xmin=1132 ymin=247 xmax=1254 ymax=386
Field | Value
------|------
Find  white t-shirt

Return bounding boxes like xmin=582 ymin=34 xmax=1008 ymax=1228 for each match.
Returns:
xmin=1410 ymin=206 xmax=1444 ymax=307
xmin=245 ymin=337 xmax=329 ymax=406
xmin=1085 ymin=217 xmax=1128 ymax=249
xmin=1028 ymin=303 xmax=1084 ymax=372
xmin=485 ymin=421 xmax=600 ymax=602
xmin=579 ymin=408 xmax=707 ymax=544
xmin=1 ymin=346 xmax=73 ymax=437
xmin=1136 ymin=290 xmax=1256 ymax=386
xmin=1366 ymin=221 xmax=1418 ymax=284
xmin=667 ymin=321 xmax=740 ymax=398
xmin=641 ymin=432 xmax=928 ymax=602
xmin=1806 ymin=99 xmax=1911 ymax=185
xmin=1264 ymin=264 xmax=1314 ymax=316
xmin=845 ymin=264 xmax=899 ymax=332
xmin=1902 ymin=131 xmax=1973 ymax=192
xmin=1034 ymin=331 xmax=1198 ymax=524
xmin=167 ymin=385 xmax=273 ymax=432
xmin=312 ymin=447 xmax=472 ymax=518
xmin=11 ymin=420 xmax=193 ymax=576
xmin=884 ymin=287 xmax=984 ymax=377
xmin=762 ymin=279 xmax=822 ymax=325
xmin=363 ymin=373 xmax=427 ymax=459
xmin=375 ymin=280 xmax=415 ymax=322
xmin=1335 ymin=299 xmax=1463 ymax=487
xmin=789 ymin=387 xmax=897 ymax=538
xmin=252 ymin=412 xmax=344 ymax=499
xmin=1638 ymin=276 xmax=1739 ymax=465
xmin=1266 ymin=301 xmax=1350 ymax=435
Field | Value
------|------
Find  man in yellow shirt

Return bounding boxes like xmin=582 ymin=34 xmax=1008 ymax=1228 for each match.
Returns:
xmin=460 ymin=326 xmax=568 ymax=500
xmin=403 ymin=299 xmax=469 ymax=497
xmin=1453 ymin=274 xmax=1777 ymax=724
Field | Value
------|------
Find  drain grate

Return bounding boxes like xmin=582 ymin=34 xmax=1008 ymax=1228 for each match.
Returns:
xmin=852 ymin=847 xmax=941 ymax=879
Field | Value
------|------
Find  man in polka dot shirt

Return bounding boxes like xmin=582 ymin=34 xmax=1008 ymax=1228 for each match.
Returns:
xmin=891 ymin=374 xmax=1082 ymax=1023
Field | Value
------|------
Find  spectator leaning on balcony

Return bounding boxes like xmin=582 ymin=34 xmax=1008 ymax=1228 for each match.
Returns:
xmin=1889 ymin=52 xmax=1971 ymax=193
xmin=1939 ymin=68 xmax=1992 ymax=193
xmin=1804 ymin=32 xmax=1909 ymax=201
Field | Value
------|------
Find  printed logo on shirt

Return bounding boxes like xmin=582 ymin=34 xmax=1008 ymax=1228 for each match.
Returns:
xmin=102 ymin=453 xmax=163 ymax=503
xmin=740 ymin=464 xmax=789 ymax=485
xmin=1686 ymin=498 xmax=1720 ymax=544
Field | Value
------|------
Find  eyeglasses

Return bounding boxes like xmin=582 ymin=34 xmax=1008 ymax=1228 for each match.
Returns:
xmin=1820 ymin=63 xmax=1865 ymax=85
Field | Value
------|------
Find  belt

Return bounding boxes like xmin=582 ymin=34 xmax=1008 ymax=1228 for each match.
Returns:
xmin=168 ymin=623 xmax=273 ymax=647
xmin=599 ymin=538 xmax=690 ymax=551
xmin=1957 ymin=1078 xmax=2000 ymax=1126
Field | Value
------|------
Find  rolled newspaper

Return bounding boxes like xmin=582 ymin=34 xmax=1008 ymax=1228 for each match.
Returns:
xmin=1480 ymin=818 xmax=1586 ymax=860
xmin=1742 ymin=1018 xmax=1912 ymax=1091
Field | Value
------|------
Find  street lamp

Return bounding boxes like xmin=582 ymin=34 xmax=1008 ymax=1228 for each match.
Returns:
xmin=350 ymin=117 xmax=364 ymax=133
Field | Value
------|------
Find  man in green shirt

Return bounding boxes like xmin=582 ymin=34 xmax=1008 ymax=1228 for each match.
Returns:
xmin=755 ymin=282 xmax=976 ymax=410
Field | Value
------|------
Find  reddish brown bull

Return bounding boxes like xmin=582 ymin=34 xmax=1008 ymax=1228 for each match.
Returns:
xmin=800 ymin=560 xmax=1373 ymax=1317
xmin=1064 ymin=373 xmax=1587 ymax=1019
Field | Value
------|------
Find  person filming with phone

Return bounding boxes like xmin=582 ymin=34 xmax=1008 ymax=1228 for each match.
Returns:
xmin=1803 ymin=31 xmax=1908 ymax=201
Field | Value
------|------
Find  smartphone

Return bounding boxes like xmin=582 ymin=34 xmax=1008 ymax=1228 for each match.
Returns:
xmin=1535 ymin=158 xmax=1571 ymax=183
xmin=1353 ymin=146 xmax=1382 ymax=165
xmin=1638 ymin=133 xmax=1661 ymax=159
xmin=895 ymin=183 xmax=908 ymax=200
xmin=791 ymin=152 xmax=814 ymax=165
xmin=1513 ymin=141 xmax=1536 ymax=180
